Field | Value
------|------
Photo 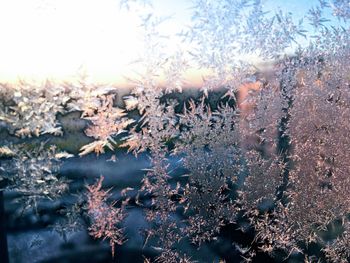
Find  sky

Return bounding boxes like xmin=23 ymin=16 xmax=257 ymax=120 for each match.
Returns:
xmin=0 ymin=0 xmax=345 ymax=86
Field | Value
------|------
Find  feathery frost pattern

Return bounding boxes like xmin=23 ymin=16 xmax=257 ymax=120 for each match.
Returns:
xmin=85 ymin=176 xmax=125 ymax=257
xmin=0 ymin=0 xmax=350 ymax=262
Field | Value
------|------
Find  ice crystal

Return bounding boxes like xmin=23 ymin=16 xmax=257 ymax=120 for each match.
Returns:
xmin=1 ymin=0 xmax=350 ymax=262
xmin=330 ymin=0 xmax=350 ymax=21
xmin=0 ymin=143 xmax=69 ymax=212
xmin=80 ymin=95 xmax=134 ymax=156
xmin=0 ymin=80 xmax=69 ymax=137
xmin=53 ymin=198 xmax=85 ymax=242
xmin=85 ymin=176 xmax=125 ymax=257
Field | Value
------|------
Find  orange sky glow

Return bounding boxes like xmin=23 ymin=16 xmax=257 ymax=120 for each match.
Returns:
xmin=0 ymin=0 xmax=213 ymax=88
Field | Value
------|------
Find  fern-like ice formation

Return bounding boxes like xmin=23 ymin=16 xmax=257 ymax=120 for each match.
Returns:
xmin=79 ymin=94 xmax=134 ymax=156
xmin=1 ymin=0 xmax=350 ymax=262
xmin=85 ymin=176 xmax=125 ymax=257
xmin=0 ymin=143 xmax=70 ymax=213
